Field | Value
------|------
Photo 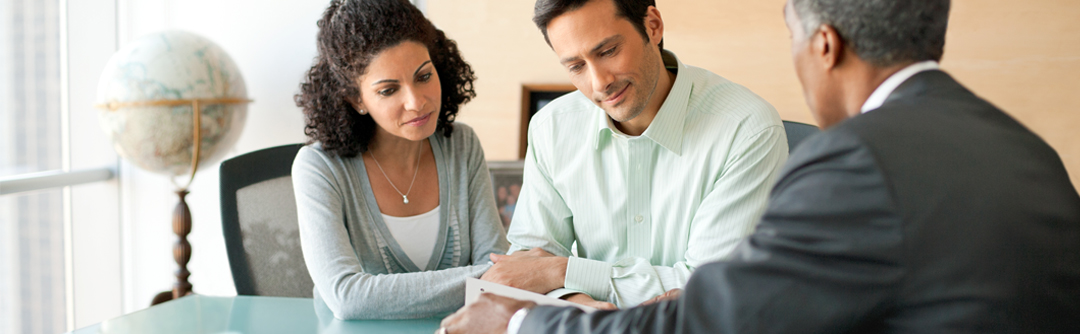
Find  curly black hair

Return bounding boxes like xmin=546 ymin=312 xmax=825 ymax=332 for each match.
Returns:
xmin=296 ymin=0 xmax=477 ymax=157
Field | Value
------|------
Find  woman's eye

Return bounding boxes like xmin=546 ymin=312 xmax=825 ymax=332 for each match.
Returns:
xmin=378 ymin=88 xmax=397 ymax=96
xmin=418 ymin=72 xmax=433 ymax=82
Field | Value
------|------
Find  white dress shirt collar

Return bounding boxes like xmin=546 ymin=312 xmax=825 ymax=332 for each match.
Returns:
xmin=860 ymin=60 xmax=940 ymax=113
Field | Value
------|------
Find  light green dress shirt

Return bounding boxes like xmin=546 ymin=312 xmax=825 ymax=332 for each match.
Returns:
xmin=507 ymin=50 xmax=788 ymax=307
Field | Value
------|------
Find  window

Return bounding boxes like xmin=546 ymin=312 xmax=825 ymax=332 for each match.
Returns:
xmin=0 ymin=1 xmax=67 ymax=334
xmin=2 ymin=0 xmax=123 ymax=332
xmin=0 ymin=191 xmax=66 ymax=334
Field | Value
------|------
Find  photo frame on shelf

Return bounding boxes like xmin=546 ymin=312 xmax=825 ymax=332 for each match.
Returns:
xmin=487 ymin=160 xmax=525 ymax=230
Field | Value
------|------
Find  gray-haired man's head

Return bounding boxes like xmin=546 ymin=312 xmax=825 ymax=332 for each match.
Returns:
xmin=790 ymin=0 xmax=951 ymax=67
xmin=784 ymin=0 xmax=952 ymax=129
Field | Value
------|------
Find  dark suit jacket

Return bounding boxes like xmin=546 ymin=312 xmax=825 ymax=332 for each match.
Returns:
xmin=521 ymin=71 xmax=1080 ymax=333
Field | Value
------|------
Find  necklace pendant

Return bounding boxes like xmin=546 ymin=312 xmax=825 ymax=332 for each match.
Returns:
xmin=403 ymin=195 xmax=409 ymax=204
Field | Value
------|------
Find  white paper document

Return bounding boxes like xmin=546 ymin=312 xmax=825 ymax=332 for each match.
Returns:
xmin=464 ymin=277 xmax=598 ymax=313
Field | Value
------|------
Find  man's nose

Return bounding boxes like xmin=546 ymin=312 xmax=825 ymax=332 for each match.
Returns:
xmin=589 ymin=65 xmax=615 ymax=96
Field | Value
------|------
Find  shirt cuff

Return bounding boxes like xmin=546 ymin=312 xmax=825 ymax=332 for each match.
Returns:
xmin=564 ymin=257 xmax=613 ymax=300
xmin=506 ymin=307 xmax=529 ymax=334
xmin=545 ymin=288 xmax=582 ymax=300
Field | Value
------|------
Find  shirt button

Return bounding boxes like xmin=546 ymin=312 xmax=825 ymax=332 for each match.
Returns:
xmin=634 ymin=215 xmax=644 ymax=222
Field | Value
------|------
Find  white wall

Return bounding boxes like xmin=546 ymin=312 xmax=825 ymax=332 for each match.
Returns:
xmin=118 ymin=0 xmax=321 ymax=313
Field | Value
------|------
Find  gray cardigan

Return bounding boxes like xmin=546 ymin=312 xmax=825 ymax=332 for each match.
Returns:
xmin=292 ymin=123 xmax=509 ymax=320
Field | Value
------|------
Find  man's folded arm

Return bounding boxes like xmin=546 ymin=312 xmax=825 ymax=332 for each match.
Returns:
xmin=521 ymin=132 xmax=906 ymax=334
xmin=561 ymin=256 xmax=690 ymax=306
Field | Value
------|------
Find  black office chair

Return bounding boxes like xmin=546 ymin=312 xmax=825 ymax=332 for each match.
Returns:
xmin=220 ymin=143 xmax=314 ymax=297
xmin=782 ymin=120 xmax=819 ymax=153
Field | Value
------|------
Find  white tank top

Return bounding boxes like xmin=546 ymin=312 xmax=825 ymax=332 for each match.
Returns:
xmin=381 ymin=206 xmax=440 ymax=270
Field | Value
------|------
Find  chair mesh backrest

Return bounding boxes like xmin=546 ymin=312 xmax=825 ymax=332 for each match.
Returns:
xmin=234 ymin=176 xmax=313 ymax=297
xmin=220 ymin=143 xmax=313 ymax=298
xmin=783 ymin=120 xmax=820 ymax=153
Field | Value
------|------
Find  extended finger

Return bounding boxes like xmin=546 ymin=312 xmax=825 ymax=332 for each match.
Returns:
xmin=480 ymin=291 xmax=514 ymax=303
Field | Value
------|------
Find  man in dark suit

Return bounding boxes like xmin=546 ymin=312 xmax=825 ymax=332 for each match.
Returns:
xmin=438 ymin=0 xmax=1080 ymax=332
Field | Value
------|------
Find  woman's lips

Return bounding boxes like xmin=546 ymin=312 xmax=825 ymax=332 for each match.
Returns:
xmin=405 ymin=112 xmax=432 ymax=127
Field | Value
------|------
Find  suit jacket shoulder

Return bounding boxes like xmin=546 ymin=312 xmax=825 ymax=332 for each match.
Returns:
xmin=828 ymin=70 xmax=1080 ymax=332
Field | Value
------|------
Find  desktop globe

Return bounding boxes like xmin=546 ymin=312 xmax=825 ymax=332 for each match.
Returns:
xmin=96 ymin=30 xmax=248 ymax=179
xmin=95 ymin=30 xmax=250 ymax=305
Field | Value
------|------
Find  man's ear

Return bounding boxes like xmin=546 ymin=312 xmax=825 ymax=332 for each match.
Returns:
xmin=643 ymin=6 xmax=664 ymax=47
xmin=814 ymin=24 xmax=845 ymax=71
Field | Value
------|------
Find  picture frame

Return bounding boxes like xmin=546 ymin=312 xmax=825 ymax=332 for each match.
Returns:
xmin=487 ymin=160 xmax=525 ymax=230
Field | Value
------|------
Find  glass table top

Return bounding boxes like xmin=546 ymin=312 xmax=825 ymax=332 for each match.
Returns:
xmin=67 ymin=295 xmax=442 ymax=334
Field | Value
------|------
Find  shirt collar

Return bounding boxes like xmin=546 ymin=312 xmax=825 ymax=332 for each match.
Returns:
xmin=594 ymin=50 xmax=690 ymax=154
xmin=860 ymin=60 xmax=939 ymax=113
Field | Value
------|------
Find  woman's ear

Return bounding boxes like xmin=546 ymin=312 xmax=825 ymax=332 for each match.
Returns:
xmin=351 ymin=99 xmax=368 ymax=115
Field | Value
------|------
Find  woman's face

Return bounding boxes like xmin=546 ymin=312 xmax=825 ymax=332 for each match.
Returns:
xmin=355 ymin=41 xmax=442 ymax=143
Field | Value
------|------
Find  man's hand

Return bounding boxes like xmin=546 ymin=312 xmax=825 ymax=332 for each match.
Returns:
xmin=564 ymin=293 xmax=617 ymax=310
xmin=481 ymin=248 xmax=567 ymax=294
xmin=439 ymin=293 xmax=535 ymax=334
xmin=640 ymin=288 xmax=682 ymax=305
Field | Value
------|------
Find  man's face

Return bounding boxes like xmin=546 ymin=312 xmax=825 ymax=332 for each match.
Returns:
xmin=546 ymin=0 xmax=662 ymax=123
xmin=785 ymin=0 xmax=845 ymax=127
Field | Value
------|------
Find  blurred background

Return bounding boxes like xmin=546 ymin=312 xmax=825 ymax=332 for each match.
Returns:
xmin=1 ymin=0 xmax=1077 ymax=333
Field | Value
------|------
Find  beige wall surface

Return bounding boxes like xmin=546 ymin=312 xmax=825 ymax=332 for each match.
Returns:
xmin=428 ymin=0 xmax=1080 ymax=191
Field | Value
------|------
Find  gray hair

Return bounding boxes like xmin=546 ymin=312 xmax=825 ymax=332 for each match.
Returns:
xmin=791 ymin=0 xmax=951 ymax=67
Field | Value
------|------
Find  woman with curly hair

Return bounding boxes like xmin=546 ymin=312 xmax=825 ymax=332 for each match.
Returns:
xmin=291 ymin=0 xmax=508 ymax=320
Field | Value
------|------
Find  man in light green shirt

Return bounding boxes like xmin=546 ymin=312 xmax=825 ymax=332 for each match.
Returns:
xmin=480 ymin=0 xmax=788 ymax=309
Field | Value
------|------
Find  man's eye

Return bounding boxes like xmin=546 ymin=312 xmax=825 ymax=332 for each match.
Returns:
xmin=568 ymin=64 xmax=583 ymax=73
xmin=600 ymin=47 xmax=616 ymax=57
xmin=379 ymin=88 xmax=397 ymax=96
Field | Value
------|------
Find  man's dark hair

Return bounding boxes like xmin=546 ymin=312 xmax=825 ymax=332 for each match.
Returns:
xmin=791 ymin=0 xmax=951 ymax=67
xmin=533 ymin=0 xmax=663 ymax=50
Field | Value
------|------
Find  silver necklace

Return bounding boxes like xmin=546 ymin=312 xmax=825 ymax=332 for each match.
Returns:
xmin=369 ymin=142 xmax=423 ymax=204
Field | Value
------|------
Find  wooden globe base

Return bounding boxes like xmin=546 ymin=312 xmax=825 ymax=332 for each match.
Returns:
xmin=150 ymin=190 xmax=196 ymax=306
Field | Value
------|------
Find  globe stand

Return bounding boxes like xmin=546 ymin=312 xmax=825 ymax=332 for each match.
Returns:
xmin=151 ymin=189 xmax=193 ymax=305
xmin=96 ymin=98 xmax=251 ymax=306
